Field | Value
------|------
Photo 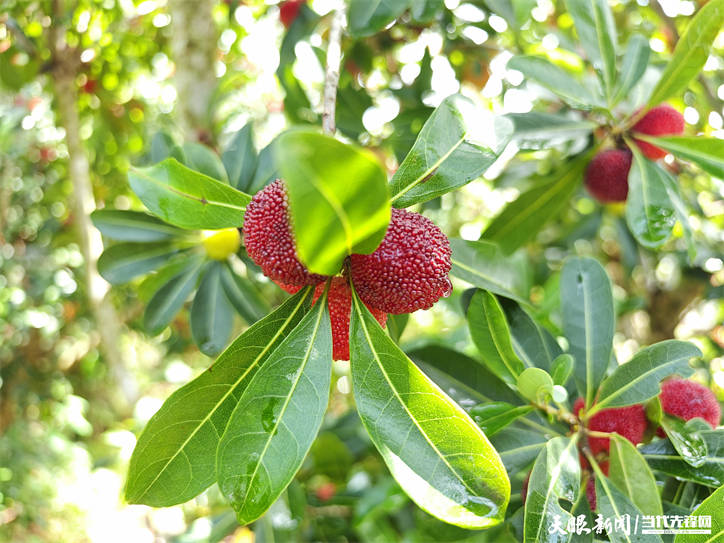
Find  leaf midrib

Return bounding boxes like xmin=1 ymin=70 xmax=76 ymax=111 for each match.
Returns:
xmin=130 ymin=289 xmax=311 ymax=502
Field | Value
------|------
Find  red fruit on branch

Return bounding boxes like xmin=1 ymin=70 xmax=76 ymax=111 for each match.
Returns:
xmin=279 ymin=0 xmax=305 ymax=29
xmin=659 ymin=378 xmax=721 ymax=429
xmin=573 ymin=397 xmax=647 ymax=455
xmin=348 ymin=208 xmax=452 ymax=314
xmin=631 ymin=104 xmax=685 ymax=160
xmin=584 ymin=149 xmax=632 ymax=203
xmin=243 ymin=179 xmax=327 ymax=287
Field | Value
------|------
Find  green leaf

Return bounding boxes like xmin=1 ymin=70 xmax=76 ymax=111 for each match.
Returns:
xmin=143 ymin=260 xmax=204 ymax=335
xmin=608 ymin=434 xmax=663 ymax=516
xmin=561 ymin=257 xmax=614 ymax=407
xmin=128 ymin=158 xmax=250 ymax=230
xmin=647 ymin=0 xmax=724 ymax=106
xmin=449 ymin=239 xmax=529 ymax=304
xmin=673 ymin=484 xmax=724 ymax=543
xmin=138 ymin=253 xmax=202 ymax=302
xmin=523 ymin=436 xmax=580 ymax=543
xmin=150 ymin=132 xmax=184 ymax=163
xmin=389 ymin=94 xmax=513 ymax=208
xmin=468 ymin=290 xmax=526 ymax=386
xmin=91 ymin=210 xmax=181 ymax=242
xmin=223 ymin=123 xmax=258 ymax=191
xmin=593 ymin=469 xmax=663 ymax=543
xmin=500 ymin=298 xmax=562 ymax=372
xmin=386 ymin=313 xmax=409 ymax=344
xmin=219 ymin=262 xmax=270 ymax=324
xmin=470 ymin=403 xmax=534 ymax=436
xmin=660 ymin=416 xmax=708 ymax=468
xmin=348 ymin=0 xmax=412 ymax=37
xmin=591 ymin=340 xmax=700 ymax=412
xmin=550 ymin=355 xmax=575 ymax=386
xmin=634 ymin=135 xmax=724 ymax=179
xmin=97 ymin=242 xmax=180 ymax=284
xmin=124 ymin=288 xmax=313 ymax=506
xmin=612 ymin=35 xmax=650 ymax=105
xmin=481 ymin=152 xmax=591 ymax=253
xmin=640 ymin=429 xmax=724 ymax=488
xmin=566 ymin=0 xmax=618 ymax=101
xmin=507 ymin=56 xmax=597 ymax=108
xmin=190 ymin=262 xmax=235 ymax=356
xmin=490 ymin=426 xmax=548 ymax=475
xmin=182 ymin=142 xmax=229 ymax=183
xmin=275 ymin=129 xmax=390 ymax=275
xmin=505 ymin=112 xmax=596 ymax=151
xmin=516 ymin=368 xmax=553 ymax=403
xmin=248 ymin=140 xmax=279 ymax=193
xmin=626 ymin=145 xmax=678 ymax=248
xmin=350 ymin=289 xmax=510 ymax=529
xmin=408 ymin=344 xmax=523 ymax=406
xmin=217 ymin=288 xmax=332 ymax=525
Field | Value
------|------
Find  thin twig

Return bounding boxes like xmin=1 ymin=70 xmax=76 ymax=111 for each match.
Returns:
xmin=321 ymin=5 xmax=345 ymax=135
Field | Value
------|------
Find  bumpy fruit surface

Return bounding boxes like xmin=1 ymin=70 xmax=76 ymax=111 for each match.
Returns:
xmin=202 ymin=228 xmax=241 ymax=260
xmin=659 ymin=378 xmax=721 ymax=429
xmin=243 ymin=179 xmax=326 ymax=287
xmin=348 ymin=208 xmax=452 ymax=314
xmin=279 ymin=0 xmax=305 ymax=28
xmin=280 ymin=277 xmax=388 ymax=361
xmin=631 ymin=104 xmax=685 ymax=160
xmin=584 ymin=149 xmax=632 ymax=203
xmin=574 ymin=397 xmax=647 ymax=455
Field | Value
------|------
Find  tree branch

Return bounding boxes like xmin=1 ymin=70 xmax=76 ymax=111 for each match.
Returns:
xmin=321 ymin=6 xmax=345 ymax=135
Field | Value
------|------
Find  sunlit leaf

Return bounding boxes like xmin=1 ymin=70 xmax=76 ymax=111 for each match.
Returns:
xmin=190 ymin=262 xmax=235 ymax=356
xmin=97 ymin=242 xmax=180 ymax=284
xmin=608 ymin=434 xmax=662 ymax=516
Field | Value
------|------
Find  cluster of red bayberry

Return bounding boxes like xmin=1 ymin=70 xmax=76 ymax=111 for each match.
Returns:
xmin=584 ymin=104 xmax=685 ymax=203
xmin=242 ymin=179 xmax=452 ymax=360
xmin=523 ymin=378 xmax=720 ymax=510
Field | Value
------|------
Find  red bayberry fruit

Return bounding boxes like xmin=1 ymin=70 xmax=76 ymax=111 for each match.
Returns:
xmin=243 ymin=179 xmax=327 ymax=287
xmin=631 ymin=104 xmax=685 ymax=160
xmin=315 ymin=482 xmax=336 ymax=502
xmin=659 ymin=378 xmax=721 ymax=429
xmin=573 ymin=397 xmax=647 ymax=455
xmin=584 ymin=149 xmax=632 ymax=203
xmin=278 ymin=277 xmax=388 ymax=361
xmin=279 ymin=0 xmax=305 ymax=29
xmin=348 ymin=208 xmax=452 ymax=314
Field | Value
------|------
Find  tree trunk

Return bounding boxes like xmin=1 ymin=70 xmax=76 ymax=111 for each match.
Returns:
xmin=169 ymin=0 xmax=219 ymax=143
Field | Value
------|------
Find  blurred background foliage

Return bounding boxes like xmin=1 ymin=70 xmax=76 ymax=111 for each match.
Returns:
xmin=1 ymin=0 xmax=722 ymax=541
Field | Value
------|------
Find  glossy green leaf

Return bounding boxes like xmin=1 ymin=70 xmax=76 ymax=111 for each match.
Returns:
xmin=247 ymin=139 xmax=279 ymax=193
xmin=449 ymin=239 xmax=529 ymax=304
xmin=660 ymin=416 xmax=708 ymax=468
xmin=124 ymin=288 xmax=313 ymax=506
xmin=490 ymin=427 xmax=548 ymax=475
xmin=516 ymin=368 xmax=553 ymax=403
xmin=128 ymin=158 xmax=250 ymax=230
xmin=350 ymin=289 xmax=510 ymax=529
xmin=673 ymin=484 xmax=724 ymax=543
xmin=143 ymin=260 xmax=204 ymax=335
xmin=566 ymin=0 xmax=618 ymax=101
xmin=138 ymin=253 xmax=203 ymax=302
xmin=507 ymin=56 xmax=597 ymax=108
xmin=468 ymin=290 xmax=526 ymax=386
xmin=647 ymin=0 xmax=724 ymax=106
xmin=190 ymin=262 xmax=235 ymax=356
xmin=612 ymin=35 xmax=650 ymax=105
xmin=635 ymin=135 xmax=724 ymax=179
xmin=561 ymin=257 xmax=614 ymax=407
xmin=386 ymin=313 xmax=409 ymax=344
xmin=481 ymin=152 xmax=591 ymax=253
xmin=97 ymin=242 xmax=180 ymax=284
xmin=591 ymin=340 xmax=699 ymax=412
xmin=348 ymin=0 xmax=412 ymax=37
xmin=150 ymin=132 xmax=184 ymax=163
xmin=182 ymin=142 xmax=228 ymax=183
xmin=216 ymin=289 xmax=332 ymax=525
xmin=523 ymin=436 xmax=580 ymax=543
xmin=500 ymin=298 xmax=562 ymax=372
xmin=389 ymin=94 xmax=513 ymax=208
xmin=608 ymin=434 xmax=662 ymax=516
xmin=219 ymin=262 xmax=269 ymax=324
xmin=470 ymin=403 xmax=533 ymax=436
xmin=275 ymin=129 xmax=390 ymax=275
xmin=625 ymin=146 xmax=678 ymax=248
xmin=408 ymin=344 xmax=523 ymax=406
xmin=506 ymin=112 xmax=596 ymax=151
xmin=91 ymin=210 xmax=181 ymax=242
xmin=640 ymin=430 xmax=724 ymax=488
xmin=222 ymin=124 xmax=258 ymax=191
xmin=550 ymin=355 xmax=574 ymax=386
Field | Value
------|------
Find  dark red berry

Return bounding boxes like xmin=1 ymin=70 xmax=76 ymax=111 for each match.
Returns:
xmin=631 ymin=104 xmax=685 ymax=160
xmin=585 ymin=149 xmax=632 ymax=203
xmin=573 ymin=397 xmax=647 ymax=455
xmin=659 ymin=378 xmax=720 ymax=429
